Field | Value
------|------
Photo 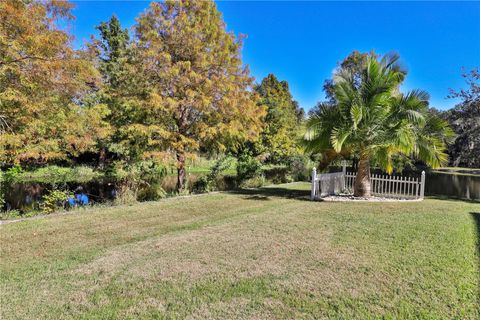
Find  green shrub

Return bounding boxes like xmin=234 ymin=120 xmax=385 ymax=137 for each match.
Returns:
xmin=42 ymin=189 xmax=71 ymax=214
xmin=286 ymin=155 xmax=312 ymax=181
xmin=192 ymin=176 xmax=210 ymax=193
xmin=1 ymin=165 xmax=24 ymax=211
xmin=113 ymin=186 xmax=137 ymax=205
xmin=263 ymin=166 xmax=293 ymax=184
xmin=193 ymin=156 xmax=233 ymax=193
xmin=137 ymin=183 xmax=167 ymax=201
xmin=216 ymin=174 xmax=237 ymax=191
xmin=0 ymin=171 xmax=4 ymax=210
xmin=239 ymin=176 xmax=265 ymax=188
xmin=236 ymin=153 xmax=263 ymax=182
xmin=107 ymin=160 xmax=167 ymax=203
xmin=0 ymin=209 xmax=22 ymax=220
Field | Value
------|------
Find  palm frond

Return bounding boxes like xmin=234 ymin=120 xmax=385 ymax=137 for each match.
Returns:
xmin=350 ymin=103 xmax=363 ymax=130
xmin=330 ymin=126 xmax=351 ymax=152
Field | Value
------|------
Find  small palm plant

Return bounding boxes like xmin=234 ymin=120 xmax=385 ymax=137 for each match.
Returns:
xmin=304 ymin=53 xmax=454 ymax=197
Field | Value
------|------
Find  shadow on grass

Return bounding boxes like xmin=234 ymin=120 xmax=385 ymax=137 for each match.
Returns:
xmin=228 ymin=186 xmax=311 ymax=202
xmin=470 ymin=212 xmax=480 ymax=308
xmin=427 ymin=195 xmax=480 ymax=203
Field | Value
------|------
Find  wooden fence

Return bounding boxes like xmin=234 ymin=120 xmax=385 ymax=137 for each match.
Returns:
xmin=311 ymin=165 xmax=425 ymax=200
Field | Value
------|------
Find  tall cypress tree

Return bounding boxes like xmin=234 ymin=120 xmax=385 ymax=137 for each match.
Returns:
xmin=255 ymin=74 xmax=303 ymax=163
xmin=134 ymin=0 xmax=265 ymax=190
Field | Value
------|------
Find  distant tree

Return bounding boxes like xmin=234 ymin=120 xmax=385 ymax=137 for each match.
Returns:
xmin=0 ymin=0 xmax=109 ymax=165
xmin=292 ymin=100 xmax=305 ymax=122
xmin=322 ymin=50 xmax=370 ymax=104
xmin=444 ymin=68 xmax=480 ymax=168
xmin=309 ymin=50 xmax=370 ymax=121
xmin=254 ymin=74 xmax=303 ymax=162
xmin=304 ymin=53 xmax=454 ymax=197
xmin=134 ymin=0 xmax=265 ymax=190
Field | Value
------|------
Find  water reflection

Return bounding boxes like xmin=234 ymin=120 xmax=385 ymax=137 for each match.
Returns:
xmin=425 ymin=172 xmax=480 ymax=200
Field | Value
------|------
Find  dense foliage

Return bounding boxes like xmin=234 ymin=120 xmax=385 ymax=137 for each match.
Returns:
xmin=0 ymin=0 xmax=110 ymax=164
xmin=133 ymin=0 xmax=265 ymax=190
xmin=254 ymin=74 xmax=304 ymax=163
xmin=442 ymin=68 xmax=480 ymax=168
xmin=0 ymin=0 xmax=283 ymax=213
xmin=1 ymin=0 xmax=266 ymax=193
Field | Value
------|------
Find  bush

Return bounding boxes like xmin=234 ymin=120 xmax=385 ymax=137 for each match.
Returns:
xmin=263 ymin=166 xmax=293 ymax=184
xmin=193 ymin=156 xmax=233 ymax=193
xmin=192 ymin=176 xmax=210 ymax=193
xmin=42 ymin=189 xmax=71 ymax=214
xmin=286 ymin=155 xmax=312 ymax=181
xmin=215 ymin=174 xmax=237 ymax=191
xmin=0 ymin=170 xmax=4 ymax=210
xmin=236 ymin=153 xmax=263 ymax=182
xmin=0 ymin=209 xmax=22 ymax=220
xmin=137 ymin=182 xmax=167 ymax=202
xmin=1 ymin=165 xmax=24 ymax=211
xmin=239 ymin=176 xmax=265 ymax=188
xmin=107 ymin=160 xmax=167 ymax=203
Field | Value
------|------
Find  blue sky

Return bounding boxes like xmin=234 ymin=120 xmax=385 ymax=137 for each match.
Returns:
xmin=70 ymin=1 xmax=480 ymax=111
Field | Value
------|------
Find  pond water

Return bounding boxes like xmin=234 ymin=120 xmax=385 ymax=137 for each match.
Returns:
xmin=425 ymin=172 xmax=480 ymax=200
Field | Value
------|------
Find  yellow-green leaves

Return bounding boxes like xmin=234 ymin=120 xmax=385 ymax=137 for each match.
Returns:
xmin=330 ymin=127 xmax=350 ymax=153
xmin=131 ymin=0 xmax=265 ymax=188
xmin=254 ymin=74 xmax=302 ymax=162
xmin=350 ymin=104 xmax=363 ymax=130
xmin=0 ymin=0 xmax=107 ymax=164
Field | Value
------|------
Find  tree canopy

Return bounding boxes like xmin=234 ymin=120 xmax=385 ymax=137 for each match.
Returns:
xmin=443 ymin=68 xmax=480 ymax=168
xmin=90 ymin=15 xmax=156 ymax=165
xmin=0 ymin=0 xmax=109 ymax=165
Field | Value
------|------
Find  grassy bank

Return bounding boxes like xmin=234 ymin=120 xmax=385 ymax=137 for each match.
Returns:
xmin=1 ymin=183 xmax=479 ymax=319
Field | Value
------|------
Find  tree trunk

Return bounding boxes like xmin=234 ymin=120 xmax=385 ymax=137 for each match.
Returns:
xmin=354 ymin=156 xmax=371 ymax=197
xmin=98 ymin=146 xmax=106 ymax=169
xmin=176 ymin=152 xmax=186 ymax=192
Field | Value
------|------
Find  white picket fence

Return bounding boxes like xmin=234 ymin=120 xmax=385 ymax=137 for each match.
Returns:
xmin=311 ymin=165 xmax=425 ymax=200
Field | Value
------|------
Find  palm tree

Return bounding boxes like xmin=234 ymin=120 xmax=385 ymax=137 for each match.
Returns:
xmin=304 ymin=53 xmax=454 ymax=197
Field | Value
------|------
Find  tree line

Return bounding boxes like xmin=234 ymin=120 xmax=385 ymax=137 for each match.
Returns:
xmin=0 ymin=0 xmax=303 ymax=193
xmin=1 ymin=0 xmax=477 ymax=201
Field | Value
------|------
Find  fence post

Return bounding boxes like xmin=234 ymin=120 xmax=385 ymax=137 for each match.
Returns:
xmin=311 ymin=167 xmax=317 ymax=200
xmin=341 ymin=161 xmax=346 ymax=191
xmin=420 ymin=171 xmax=425 ymax=199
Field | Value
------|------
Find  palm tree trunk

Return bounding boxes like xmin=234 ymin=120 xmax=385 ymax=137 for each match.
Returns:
xmin=354 ymin=156 xmax=371 ymax=197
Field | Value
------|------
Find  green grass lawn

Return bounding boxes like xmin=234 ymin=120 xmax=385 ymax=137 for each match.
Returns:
xmin=1 ymin=183 xmax=479 ymax=319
